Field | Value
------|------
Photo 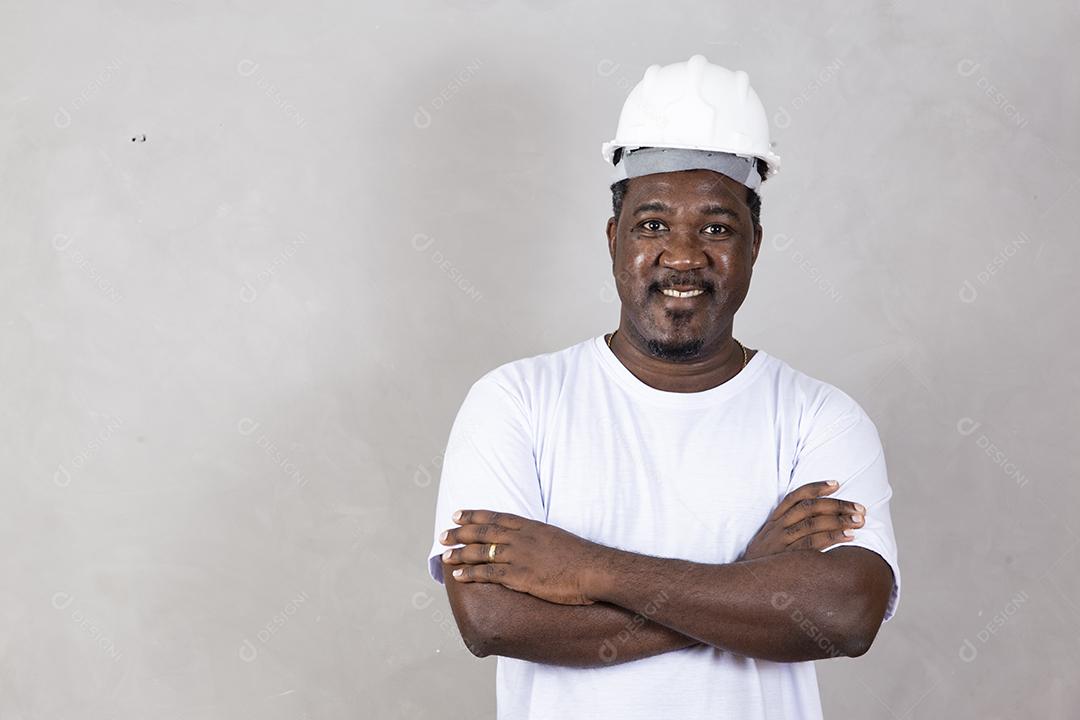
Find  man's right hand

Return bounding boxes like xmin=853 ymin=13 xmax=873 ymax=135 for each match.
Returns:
xmin=738 ymin=481 xmax=866 ymax=562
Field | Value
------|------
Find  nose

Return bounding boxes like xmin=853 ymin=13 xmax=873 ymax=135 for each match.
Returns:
xmin=659 ymin=229 xmax=707 ymax=271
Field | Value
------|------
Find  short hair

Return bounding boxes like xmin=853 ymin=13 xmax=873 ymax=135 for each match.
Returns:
xmin=609 ymin=156 xmax=768 ymax=230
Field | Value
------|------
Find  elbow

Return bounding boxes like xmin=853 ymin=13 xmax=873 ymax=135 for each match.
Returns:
xmin=462 ymin=619 xmax=513 ymax=659
xmin=841 ymin=631 xmax=874 ymax=658
xmin=463 ymin=631 xmax=492 ymax=658
xmin=453 ymin=606 xmax=496 ymax=658
xmin=442 ymin=561 xmax=503 ymax=658
xmin=838 ymin=602 xmax=884 ymax=658
xmin=829 ymin=550 xmax=893 ymax=658
xmin=463 ymin=610 xmax=516 ymax=658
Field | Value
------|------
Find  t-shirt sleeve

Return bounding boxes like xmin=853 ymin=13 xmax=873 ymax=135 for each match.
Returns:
xmin=786 ymin=392 xmax=902 ymax=622
xmin=425 ymin=373 xmax=546 ymax=585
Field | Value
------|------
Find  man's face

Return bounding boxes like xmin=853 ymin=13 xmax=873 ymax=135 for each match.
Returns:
xmin=605 ymin=169 xmax=762 ymax=361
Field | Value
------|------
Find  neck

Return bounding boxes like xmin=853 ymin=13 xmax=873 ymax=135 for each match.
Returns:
xmin=607 ymin=325 xmax=754 ymax=393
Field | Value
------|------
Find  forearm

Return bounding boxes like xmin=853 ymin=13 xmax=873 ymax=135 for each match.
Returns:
xmin=451 ymin=580 xmax=701 ymax=668
xmin=590 ymin=547 xmax=874 ymax=662
xmin=489 ymin=591 xmax=699 ymax=667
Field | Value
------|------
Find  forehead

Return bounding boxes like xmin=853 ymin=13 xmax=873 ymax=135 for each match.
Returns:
xmin=623 ymin=169 xmax=747 ymax=210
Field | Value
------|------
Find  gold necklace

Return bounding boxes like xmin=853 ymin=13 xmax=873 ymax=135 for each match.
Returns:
xmin=606 ymin=330 xmax=749 ymax=369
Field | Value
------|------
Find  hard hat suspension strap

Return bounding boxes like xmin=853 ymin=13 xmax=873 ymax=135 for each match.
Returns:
xmin=613 ymin=146 xmax=762 ymax=189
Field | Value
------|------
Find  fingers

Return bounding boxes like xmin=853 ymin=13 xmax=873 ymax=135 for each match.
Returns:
xmin=440 ymin=509 xmax=525 ymax=547
xmin=441 ymin=542 xmax=513 ymax=565
xmin=451 ymin=509 xmax=526 ymax=529
xmin=768 ymin=481 xmax=839 ymax=521
xmin=440 ymin=522 xmax=513 ymax=547
xmin=782 ymin=511 xmax=863 ymax=546
xmin=780 ymin=497 xmax=866 ymax=529
xmin=789 ymin=529 xmax=858 ymax=551
xmin=449 ymin=561 xmax=510 ymax=583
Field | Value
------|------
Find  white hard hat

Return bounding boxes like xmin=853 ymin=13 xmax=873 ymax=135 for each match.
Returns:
xmin=601 ymin=54 xmax=781 ymax=186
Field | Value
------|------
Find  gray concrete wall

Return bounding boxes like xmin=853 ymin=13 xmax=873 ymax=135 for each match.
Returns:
xmin=1 ymin=0 xmax=1076 ymax=717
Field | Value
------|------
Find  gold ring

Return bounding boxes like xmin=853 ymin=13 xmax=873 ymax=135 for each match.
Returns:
xmin=487 ymin=542 xmax=498 ymax=561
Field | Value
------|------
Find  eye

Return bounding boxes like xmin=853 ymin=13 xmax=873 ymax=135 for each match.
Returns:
xmin=703 ymin=223 xmax=732 ymax=236
xmin=639 ymin=219 xmax=667 ymax=233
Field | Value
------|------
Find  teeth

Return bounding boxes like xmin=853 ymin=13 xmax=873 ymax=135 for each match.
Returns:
xmin=660 ymin=288 xmax=704 ymax=298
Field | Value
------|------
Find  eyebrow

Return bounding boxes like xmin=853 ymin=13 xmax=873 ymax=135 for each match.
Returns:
xmin=631 ymin=201 xmax=740 ymax=220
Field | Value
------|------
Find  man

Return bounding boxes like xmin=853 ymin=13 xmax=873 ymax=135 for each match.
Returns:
xmin=425 ymin=54 xmax=900 ymax=720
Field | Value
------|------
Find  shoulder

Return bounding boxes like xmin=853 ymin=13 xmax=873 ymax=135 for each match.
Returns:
xmin=464 ymin=336 xmax=596 ymax=412
xmin=764 ymin=351 xmax=881 ymax=452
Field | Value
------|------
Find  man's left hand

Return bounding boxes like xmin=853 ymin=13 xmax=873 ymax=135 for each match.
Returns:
xmin=439 ymin=509 xmax=603 ymax=605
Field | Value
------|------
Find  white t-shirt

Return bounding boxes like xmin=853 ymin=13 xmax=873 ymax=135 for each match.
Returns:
xmin=426 ymin=334 xmax=901 ymax=720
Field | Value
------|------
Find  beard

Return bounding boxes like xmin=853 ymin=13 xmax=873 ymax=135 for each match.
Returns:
xmin=642 ymin=308 xmax=706 ymax=361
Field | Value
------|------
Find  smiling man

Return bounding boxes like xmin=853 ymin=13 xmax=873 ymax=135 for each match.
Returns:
xmin=425 ymin=55 xmax=900 ymax=720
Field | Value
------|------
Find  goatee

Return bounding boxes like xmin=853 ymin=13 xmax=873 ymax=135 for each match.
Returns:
xmin=645 ymin=336 xmax=706 ymax=361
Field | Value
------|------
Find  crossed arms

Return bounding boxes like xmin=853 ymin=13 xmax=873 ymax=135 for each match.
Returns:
xmin=439 ymin=481 xmax=896 ymax=667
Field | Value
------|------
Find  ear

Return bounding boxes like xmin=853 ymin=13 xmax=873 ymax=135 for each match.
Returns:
xmin=751 ymin=223 xmax=762 ymax=266
xmin=606 ymin=216 xmax=617 ymax=263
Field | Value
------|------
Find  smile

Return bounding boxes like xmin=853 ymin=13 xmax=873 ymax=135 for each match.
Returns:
xmin=659 ymin=288 xmax=705 ymax=298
